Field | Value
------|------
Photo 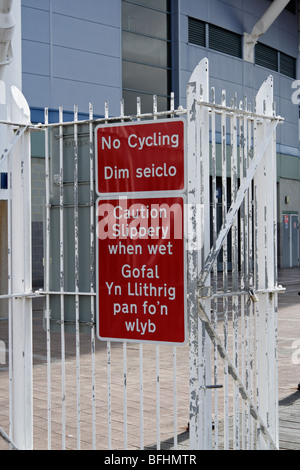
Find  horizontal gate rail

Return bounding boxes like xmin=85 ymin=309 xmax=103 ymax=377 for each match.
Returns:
xmin=196 ymin=99 xmax=283 ymax=122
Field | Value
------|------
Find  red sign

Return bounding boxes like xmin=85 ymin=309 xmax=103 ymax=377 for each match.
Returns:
xmin=284 ymin=215 xmax=289 ymax=228
xmin=95 ymin=119 xmax=185 ymax=194
xmin=96 ymin=196 xmax=186 ymax=344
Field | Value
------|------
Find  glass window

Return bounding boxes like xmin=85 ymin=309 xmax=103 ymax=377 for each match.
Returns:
xmin=123 ymin=61 xmax=169 ymax=96
xmin=127 ymin=0 xmax=169 ymax=12
xmin=188 ymin=18 xmax=242 ymax=59
xmin=209 ymin=24 xmax=242 ymax=58
xmin=188 ymin=18 xmax=206 ymax=47
xmin=280 ymin=52 xmax=296 ymax=78
xmin=122 ymin=2 xmax=168 ymax=40
xmin=0 ymin=173 xmax=7 ymax=190
xmin=123 ymin=31 xmax=170 ymax=67
xmin=255 ymin=43 xmax=278 ymax=72
xmin=255 ymin=42 xmax=296 ymax=78
xmin=122 ymin=0 xmax=171 ymax=115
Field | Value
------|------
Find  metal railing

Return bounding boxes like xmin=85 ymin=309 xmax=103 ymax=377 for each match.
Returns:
xmin=0 ymin=58 xmax=282 ymax=450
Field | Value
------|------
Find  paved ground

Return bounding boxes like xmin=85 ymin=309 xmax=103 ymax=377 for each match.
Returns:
xmin=0 ymin=267 xmax=299 ymax=450
xmin=276 ymin=267 xmax=300 ymax=450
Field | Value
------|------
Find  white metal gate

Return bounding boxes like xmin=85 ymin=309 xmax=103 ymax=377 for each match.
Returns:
xmin=0 ymin=59 xmax=283 ymax=450
xmin=187 ymin=59 xmax=283 ymax=450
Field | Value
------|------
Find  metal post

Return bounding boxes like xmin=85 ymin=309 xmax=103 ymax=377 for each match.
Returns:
xmin=0 ymin=0 xmax=15 ymax=316
xmin=254 ymin=76 xmax=279 ymax=449
xmin=10 ymin=85 xmax=32 ymax=450
xmin=187 ymin=58 xmax=211 ymax=450
xmin=0 ymin=0 xmax=33 ymax=450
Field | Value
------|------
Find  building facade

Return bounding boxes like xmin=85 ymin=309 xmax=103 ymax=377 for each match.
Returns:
xmin=14 ymin=0 xmax=300 ymax=283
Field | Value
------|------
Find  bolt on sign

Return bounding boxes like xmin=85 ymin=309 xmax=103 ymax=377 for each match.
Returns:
xmin=95 ymin=119 xmax=187 ymax=344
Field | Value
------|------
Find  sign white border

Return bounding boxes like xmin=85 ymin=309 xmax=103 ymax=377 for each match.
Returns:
xmin=96 ymin=194 xmax=187 ymax=346
xmin=95 ymin=118 xmax=186 ymax=198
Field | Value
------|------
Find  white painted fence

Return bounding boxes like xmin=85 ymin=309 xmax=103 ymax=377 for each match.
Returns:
xmin=0 ymin=59 xmax=283 ymax=450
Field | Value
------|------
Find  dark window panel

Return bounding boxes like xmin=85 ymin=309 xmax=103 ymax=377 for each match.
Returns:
xmin=123 ymin=0 xmax=169 ymax=12
xmin=270 ymin=0 xmax=296 ymax=14
xmin=122 ymin=2 xmax=168 ymax=40
xmin=255 ymin=42 xmax=278 ymax=72
xmin=280 ymin=52 xmax=296 ymax=78
xmin=209 ymin=24 xmax=242 ymax=58
xmin=188 ymin=17 xmax=206 ymax=47
xmin=0 ymin=173 xmax=7 ymax=190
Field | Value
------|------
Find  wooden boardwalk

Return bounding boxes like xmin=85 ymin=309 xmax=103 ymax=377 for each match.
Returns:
xmin=277 ymin=268 xmax=300 ymax=451
xmin=279 ymin=392 xmax=300 ymax=450
xmin=168 ymin=392 xmax=300 ymax=450
xmin=0 ymin=268 xmax=299 ymax=450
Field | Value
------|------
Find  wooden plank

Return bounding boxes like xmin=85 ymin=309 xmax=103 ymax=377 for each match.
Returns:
xmin=280 ymin=441 xmax=300 ymax=451
xmin=279 ymin=396 xmax=300 ymax=450
xmin=280 ymin=420 xmax=300 ymax=430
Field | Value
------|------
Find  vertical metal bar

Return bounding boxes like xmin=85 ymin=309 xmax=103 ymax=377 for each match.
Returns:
xmin=173 ymin=346 xmax=177 ymax=449
xmin=199 ymin=76 xmax=212 ymax=451
xmin=152 ymin=94 xmax=161 ymax=451
xmin=247 ymin=114 xmax=254 ymax=450
xmin=272 ymin=103 xmax=279 ymax=450
xmin=239 ymin=103 xmax=246 ymax=450
xmin=10 ymin=88 xmax=33 ymax=450
xmin=137 ymin=94 xmax=143 ymax=451
xmin=123 ymin=342 xmax=127 ymax=449
xmin=7 ymin=109 xmax=12 ymax=448
xmin=170 ymin=91 xmax=175 ymax=116
xmin=73 ymin=104 xmax=81 ymax=449
xmin=243 ymin=102 xmax=252 ymax=450
xmin=243 ymin=99 xmax=249 ymax=448
xmin=153 ymin=94 xmax=157 ymax=119
xmin=170 ymin=96 xmax=177 ymax=460
xmin=231 ymin=99 xmax=239 ymax=450
xmin=238 ymin=104 xmax=243 ymax=448
xmin=186 ymin=58 xmax=208 ymax=450
xmin=107 ymin=342 xmax=112 ymax=450
xmin=254 ymin=76 xmax=278 ymax=449
xmin=210 ymin=87 xmax=219 ymax=450
xmin=89 ymin=102 xmax=96 ymax=450
xmin=104 ymin=100 xmax=112 ymax=450
xmin=137 ymin=96 xmax=141 ymax=119
xmin=198 ymin=325 xmax=203 ymax=449
xmin=253 ymin=110 xmax=260 ymax=448
xmin=221 ymin=90 xmax=229 ymax=450
xmin=139 ymin=343 xmax=144 ymax=450
xmin=119 ymin=98 xmax=128 ymax=450
xmin=44 ymin=108 xmax=52 ymax=449
xmin=58 ymin=106 xmax=66 ymax=450
xmin=156 ymin=344 xmax=160 ymax=450
xmin=259 ymin=80 xmax=278 ymax=448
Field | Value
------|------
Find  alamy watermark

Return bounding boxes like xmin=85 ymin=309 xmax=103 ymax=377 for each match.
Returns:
xmin=96 ymin=197 xmax=203 ymax=251
xmin=291 ymin=81 xmax=300 ymax=105
xmin=292 ymin=339 xmax=300 ymax=365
